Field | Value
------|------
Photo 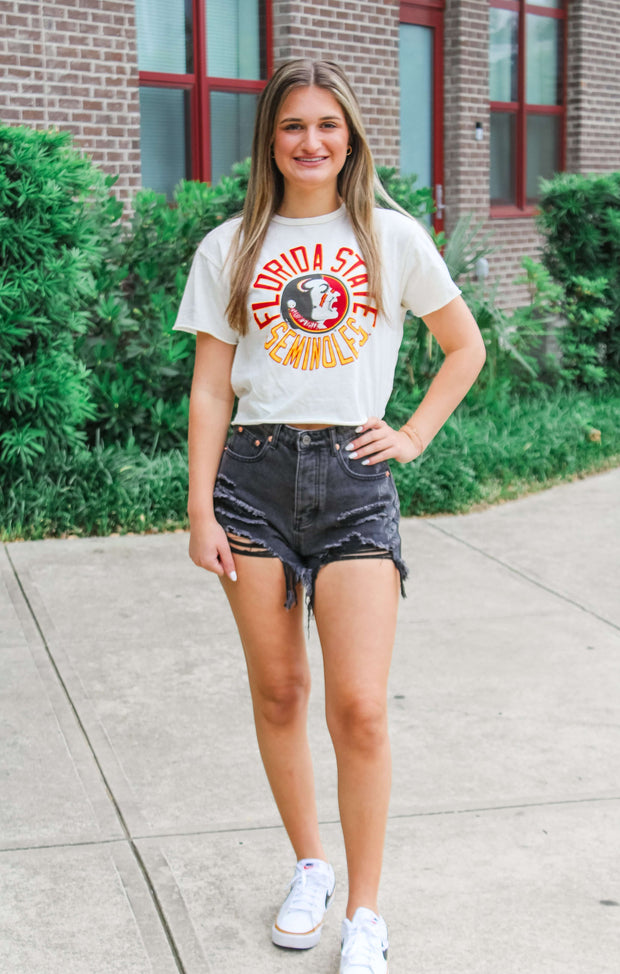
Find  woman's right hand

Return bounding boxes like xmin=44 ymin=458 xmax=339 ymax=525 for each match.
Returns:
xmin=189 ymin=517 xmax=237 ymax=581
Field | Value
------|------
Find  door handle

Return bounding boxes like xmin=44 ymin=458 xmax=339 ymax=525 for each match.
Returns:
xmin=435 ymin=183 xmax=445 ymax=217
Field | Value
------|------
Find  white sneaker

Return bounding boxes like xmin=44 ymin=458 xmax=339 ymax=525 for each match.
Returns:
xmin=340 ymin=907 xmax=389 ymax=973
xmin=272 ymin=858 xmax=336 ymax=949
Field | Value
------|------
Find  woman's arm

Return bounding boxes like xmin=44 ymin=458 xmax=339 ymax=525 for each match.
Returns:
xmin=399 ymin=294 xmax=487 ymax=455
xmin=346 ymin=295 xmax=486 ymax=464
xmin=187 ymin=332 xmax=238 ymax=578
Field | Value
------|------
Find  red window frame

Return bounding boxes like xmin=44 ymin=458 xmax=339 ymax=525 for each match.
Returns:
xmin=138 ymin=0 xmax=273 ymax=184
xmin=399 ymin=1 xmax=445 ymax=234
xmin=490 ymin=0 xmax=567 ymax=218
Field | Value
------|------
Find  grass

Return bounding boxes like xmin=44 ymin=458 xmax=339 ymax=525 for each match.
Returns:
xmin=1 ymin=386 xmax=619 ymax=541
xmin=389 ymin=385 xmax=620 ymax=516
xmin=1 ymin=445 xmax=190 ymax=541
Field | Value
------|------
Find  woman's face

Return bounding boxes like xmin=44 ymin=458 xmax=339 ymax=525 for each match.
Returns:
xmin=272 ymin=85 xmax=350 ymax=202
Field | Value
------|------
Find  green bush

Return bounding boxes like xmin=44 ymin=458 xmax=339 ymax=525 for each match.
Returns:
xmin=0 ymin=126 xmax=119 ymax=480
xmin=537 ymin=171 xmax=620 ymax=385
xmin=375 ymin=166 xmax=435 ymax=224
xmin=79 ymin=162 xmax=251 ymax=450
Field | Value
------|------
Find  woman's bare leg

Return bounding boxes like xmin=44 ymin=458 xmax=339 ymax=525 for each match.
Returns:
xmin=313 ymin=557 xmax=400 ymax=919
xmin=221 ymin=551 xmax=326 ymax=862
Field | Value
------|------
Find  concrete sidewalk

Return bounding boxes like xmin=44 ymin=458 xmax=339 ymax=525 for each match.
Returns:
xmin=1 ymin=469 xmax=619 ymax=974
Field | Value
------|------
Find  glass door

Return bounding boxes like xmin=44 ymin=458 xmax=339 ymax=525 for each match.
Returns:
xmin=399 ymin=2 xmax=445 ymax=232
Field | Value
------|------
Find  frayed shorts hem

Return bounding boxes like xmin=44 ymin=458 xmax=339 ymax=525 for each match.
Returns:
xmin=222 ymin=526 xmax=408 ymax=613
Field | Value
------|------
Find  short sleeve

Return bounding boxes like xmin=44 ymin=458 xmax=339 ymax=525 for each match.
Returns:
xmin=172 ymin=245 xmax=239 ymax=345
xmin=401 ymin=221 xmax=461 ymax=318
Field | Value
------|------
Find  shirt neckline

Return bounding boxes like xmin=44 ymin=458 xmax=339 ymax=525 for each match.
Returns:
xmin=271 ymin=203 xmax=347 ymax=226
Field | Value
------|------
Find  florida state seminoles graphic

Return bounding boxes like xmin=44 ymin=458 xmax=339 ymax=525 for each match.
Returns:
xmin=251 ymin=241 xmax=378 ymax=371
xmin=281 ymin=274 xmax=349 ymax=334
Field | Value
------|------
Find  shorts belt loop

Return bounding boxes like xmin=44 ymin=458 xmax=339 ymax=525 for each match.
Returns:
xmin=329 ymin=427 xmax=340 ymax=455
xmin=269 ymin=424 xmax=282 ymax=448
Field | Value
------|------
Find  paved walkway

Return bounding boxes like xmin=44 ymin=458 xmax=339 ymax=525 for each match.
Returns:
xmin=1 ymin=469 xmax=619 ymax=974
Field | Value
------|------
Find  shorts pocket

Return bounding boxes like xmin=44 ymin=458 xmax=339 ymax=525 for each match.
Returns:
xmin=335 ymin=446 xmax=391 ymax=481
xmin=224 ymin=426 xmax=271 ymax=463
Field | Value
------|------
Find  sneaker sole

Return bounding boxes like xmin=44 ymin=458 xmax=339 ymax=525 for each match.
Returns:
xmin=340 ymin=960 xmax=389 ymax=973
xmin=272 ymin=922 xmax=324 ymax=949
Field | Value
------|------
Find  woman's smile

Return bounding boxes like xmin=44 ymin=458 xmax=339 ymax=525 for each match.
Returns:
xmin=294 ymin=155 xmax=329 ymax=165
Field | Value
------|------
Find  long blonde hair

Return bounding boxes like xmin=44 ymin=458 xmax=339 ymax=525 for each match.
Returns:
xmin=226 ymin=58 xmax=394 ymax=335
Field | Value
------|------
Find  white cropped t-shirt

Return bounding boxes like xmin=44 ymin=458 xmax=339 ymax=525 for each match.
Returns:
xmin=173 ymin=205 xmax=460 ymax=426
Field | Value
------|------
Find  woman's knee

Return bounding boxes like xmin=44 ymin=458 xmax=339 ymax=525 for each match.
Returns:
xmin=327 ymin=696 xmax=388 ymax=753
xmin=254 ymin=674 xmax=311 ymax=727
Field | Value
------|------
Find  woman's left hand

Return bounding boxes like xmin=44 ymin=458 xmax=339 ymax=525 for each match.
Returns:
xmin=345 ymin=417 xmax=422 ymax=465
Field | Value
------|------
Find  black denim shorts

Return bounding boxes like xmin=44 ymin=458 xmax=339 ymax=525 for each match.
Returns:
xmin=213 ymin=423 xmax=407 ymax=610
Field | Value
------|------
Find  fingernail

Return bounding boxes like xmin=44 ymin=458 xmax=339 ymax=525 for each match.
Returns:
xmin=229 ymin=571 xmax=238 ymax=582
xmin=361 ymin=459 xmax=370 ymax=466
xmin=345 ymin=443 xmax=354 ymax=452
xmin=348 ymin=451 xmax=358 ymax=459
xmin=355 ymin=426 xmax=364 ymax=433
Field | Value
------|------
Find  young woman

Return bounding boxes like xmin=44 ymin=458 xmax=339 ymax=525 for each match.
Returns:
xmin=174 ymin=58 xmax=485 ymax=973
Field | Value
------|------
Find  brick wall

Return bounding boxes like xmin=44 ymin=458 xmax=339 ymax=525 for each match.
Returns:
xmin=443 ymin=0 xmax=535 ymax=308
xmin=441 ymin=4 xmax=523 ymax=298
xmin=0 ymin=0 xmax=141 ymax=205
xmin=566 ymin=0 xmax=620 ymax=174
xmin=444 ymin=0 xmax=490 ymax=224
xmin=272 ymin=0 xmax=401 ymax=168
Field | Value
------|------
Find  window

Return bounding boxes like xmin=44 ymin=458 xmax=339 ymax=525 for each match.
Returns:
xmin=489 ymin=0 xmax=566 ymax=215
xmin=136 ymin=0 xmax=272 ymax=196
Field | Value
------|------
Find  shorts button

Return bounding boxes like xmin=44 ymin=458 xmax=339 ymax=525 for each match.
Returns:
xmin=301 ymin=433 xmax=312 ymax=446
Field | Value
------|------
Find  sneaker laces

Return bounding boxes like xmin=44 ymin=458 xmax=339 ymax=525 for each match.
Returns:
xmin=342 ymin=919 xmax=384 ymax=966
xmin=285 ymin=863 xmax=328 ymax=914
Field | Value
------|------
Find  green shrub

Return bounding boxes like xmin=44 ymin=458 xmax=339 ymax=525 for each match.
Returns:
xmin=375 ymin=166 xmax=435 ymax=224
xmin=0 ymin=125 xmax=119 ymax=479
xmin=472 ymin=256 xmax=569 ymax=396
xmin=79 ymin=162 xmax=252 ymax=450
xmin=537 ymin=171 xmax=620 ymax=385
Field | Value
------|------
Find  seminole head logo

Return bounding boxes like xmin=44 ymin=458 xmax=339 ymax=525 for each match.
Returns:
xmin=281 ymin=274 xmax=350 ymax=334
